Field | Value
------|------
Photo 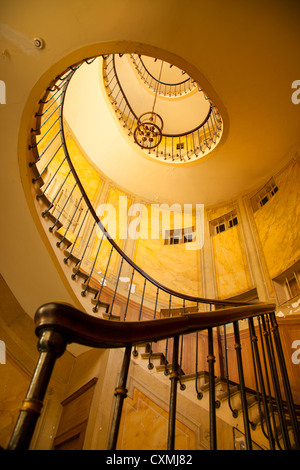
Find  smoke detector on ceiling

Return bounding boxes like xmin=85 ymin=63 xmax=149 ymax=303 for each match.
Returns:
xmin=33 ymin=37 xmax=44 ymax=49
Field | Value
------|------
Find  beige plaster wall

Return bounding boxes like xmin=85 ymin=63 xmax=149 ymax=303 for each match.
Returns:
xmin=212 ymin=224 xmax=252 ymax=299
xmin=133 ymin=205 xmax=201 ymax=299
xmin=205 ymin=202 xmax=252 ymax=300
xmin=253 ymin=158 xmax=300 ymax=280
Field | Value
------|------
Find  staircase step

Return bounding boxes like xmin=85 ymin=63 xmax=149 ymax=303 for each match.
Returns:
xmin=72 ymin=266 xmax=88 ymax=279
xmin=156 ymin=363 xmax=172 ymax=372
xmin=135 ymin=342 xmax=151 ymax=350
xmin=245 ymin=394 xmax=257 ymax=408
xmin=81 ymin=282 xmax=99 ymax=296
xmin=102 ymin=312 xmax=120 ymax=322
xmin=155 ymin=363 xmax=186 ymax=377
xmin=54 ymin=231 xmax=73 ymax=249
xmin=75 ymin=268 xmax=105 ymax=293
xmin=73 ymin=268 xmax=111 ymax=311
xmin=44 ymin=211 xmax=63 ymax=230
xmin=64 ymin=250 xmax=80 ymax=264
xmin=90 ymin=297 xmax=110 ymax=313
xmin=200 ymin=376 xmax=223 ymax=393
xmin=180 ymin=371 xmax=209 ymax=384
xmin=36 ymin=192 xmax=52 ymax=208
xmin=216 ymin=384 xmax=240 ymax=401
xmin=30 ymin=164 xmax=45 ymax=185
xmin=141 ymin=352 xmax=166 ymax=365
xmin=81 ymin=274 xmax=104 ymax=293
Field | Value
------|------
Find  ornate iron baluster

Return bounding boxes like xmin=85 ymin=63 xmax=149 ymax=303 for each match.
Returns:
xmin=147 ymin=287 xmax=160 ymax=369
xmin=71 ymin=220 xmax=97 ymax=279
xmin=197 ymin=128 xmax=205 ymax=154
xmin=108 ymin=257 xmax=124 ymax=319
xmin=167 ymin=335 xmax=179 ymax=451
xmin=178 ymin=335 xmax=186 ymax=391
xmin=123 ymin=267 xmax=135 ymax=321
xmin=178 ymin=300 xmax=186 ymax=390
xmin=207 ymin=327 xmax=217 ymax=450
xmin=138 ymin=278 xmax=147 ymax=321
xmin=202 ymin=121 xmax=211 ymax=150
xmin=186 ymin=134 xmax=190 ymax=160
xmin=164 ymin=294 xmax=172 ymax=375
xmin=195 ymin=331 xmax=203 ymax=400
xmin=262 ymin=314 xmax=291 ymax=449
xmin=7 ymin=329 xmax=67 ymax=450
xmin=233 ymin=321 xmax=252 ymax=450
xmin=248 ymin=317 xmax=275 ymax=449
xmin=42 ymin=169 xmax=72 ymax=218
xmin=32 ymin=143 xmax=63 ymax=182
xmin=56 ymin=195 xmax=84 ymax=248
xmin=63 ymin=206 xmax=89 ymax=262
xmin=37 ymin=102 xmax=62 ymax=132
xmin=49 ymin=181 xmax=78 ymax=232
xmin=257 ymin=317 xmax=283 ymax=449
xmin=223 ymin=324 xmax=238 ymax=418
xmin=248 ymin=320 xmax=266 ymax=436
xmin=36 ymin=156 xmax=67 ymax=200
xmin=107 ymin=345 xmax=132 ymax=450
xmin=37 ymin=84 xmax=63 ymax=109
xmin=81 ymin=231 xmax=106 ymax=297
xmin=31 ymin=117 xmax=60 ymax=148
xmin=92 ymin=245 xmax=114 ymax=313
xmin=269 ymin=312 xmax=300 ymax=448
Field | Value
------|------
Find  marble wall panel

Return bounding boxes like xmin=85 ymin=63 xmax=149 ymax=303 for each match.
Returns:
xmin=253 ymin=159 xmax=300 ymax=279
xmin=212 ymin=225 xmax=251 ymax=299
xmin=116 ymin=387 xmax=195 ymax=450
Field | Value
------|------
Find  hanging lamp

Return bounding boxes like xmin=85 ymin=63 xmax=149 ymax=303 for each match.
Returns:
xmin=134 ymin=60 xmax=164 ymax=149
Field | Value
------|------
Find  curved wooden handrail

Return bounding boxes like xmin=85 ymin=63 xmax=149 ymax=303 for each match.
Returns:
xmin=137 ymin=55 xmax=191 ymax=87
xmin=35 ymin=301 xmax=276 ymax=349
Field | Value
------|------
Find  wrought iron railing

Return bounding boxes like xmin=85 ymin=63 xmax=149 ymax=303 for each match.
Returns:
xmin=129 ymin=54 xmax=197 ymax=97
xmin=11 ymin=55 xmax=300 ymax=450
xmin=103 ymin=54 xmax=223 ymax=163
xmin=7 ymin=302 xmax=300 ymax=450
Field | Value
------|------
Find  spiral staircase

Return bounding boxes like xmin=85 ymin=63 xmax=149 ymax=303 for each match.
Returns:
xmin=6 ymin=53 xmax=300 ymax=452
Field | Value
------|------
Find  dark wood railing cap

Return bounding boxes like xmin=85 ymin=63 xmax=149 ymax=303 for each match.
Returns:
xmin=34 ymin=302 xmax=276 ymax=350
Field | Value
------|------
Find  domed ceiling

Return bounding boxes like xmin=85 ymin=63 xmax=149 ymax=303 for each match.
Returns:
xmin=63 ymin=28 xmax=300 ymax=208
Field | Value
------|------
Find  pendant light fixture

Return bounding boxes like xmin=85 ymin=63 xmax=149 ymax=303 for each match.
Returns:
xmin=134 ymin=60 xmax=164 ymax=149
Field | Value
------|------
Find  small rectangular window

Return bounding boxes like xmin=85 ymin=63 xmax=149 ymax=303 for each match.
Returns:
xmin=170 ymin=236 xmax=180 ymax=245
xmin=229 ymin=217 xmax=238 ymax=228
xmin=176 ymin=142 xmax=184 ymax=150
xmin=286 ymin=276 xmax=300 ymax=298
xmin=184 ymin=234 xmax=193 ymax=243
xmin=250 ymin=178 xmax=279 ymax=212
xmin=165 ymin=227 xmax=194 ymax=245
xmin=210 ymin=211 xmax=239 ymax=236
xmin=260 ymin=195 xmax=269 ymax=207
xmin=216 ymin=223 xmax=225 ymax=234
xmin=270 ymin=186 xmax=278 ymax=196
xmin=272 ymin=261 xmax=300 ymax=305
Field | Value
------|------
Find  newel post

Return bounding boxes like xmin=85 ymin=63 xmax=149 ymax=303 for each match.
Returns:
xmin=7 ymin=329 xmax=67 ymax=450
